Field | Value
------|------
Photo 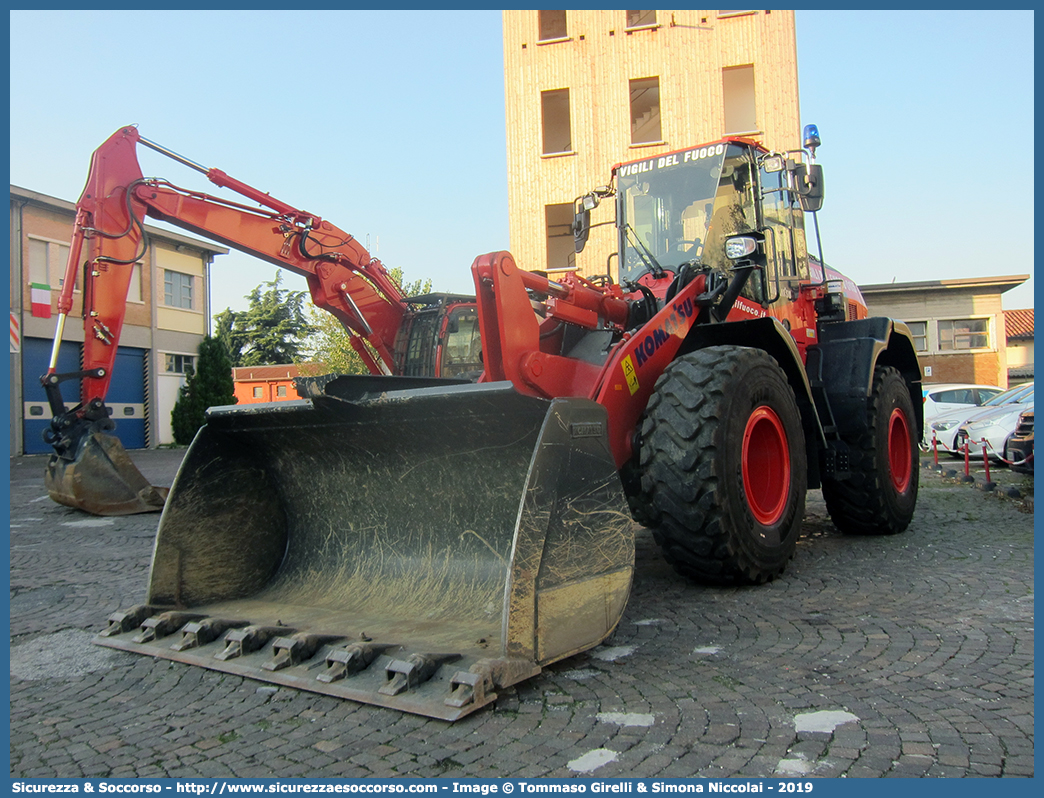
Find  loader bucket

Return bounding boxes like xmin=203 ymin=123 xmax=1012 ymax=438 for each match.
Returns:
xmin=45 ymin=430 xmax=169 ymax=516
xmin=95 ymin=379 xmax=633 ymax=720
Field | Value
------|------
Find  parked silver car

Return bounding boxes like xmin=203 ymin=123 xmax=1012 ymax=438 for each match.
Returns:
xmin=928 ymin=383 xmax=1034 ymax=456
xmin=956 ymin=397 xmax=1035 ymax=463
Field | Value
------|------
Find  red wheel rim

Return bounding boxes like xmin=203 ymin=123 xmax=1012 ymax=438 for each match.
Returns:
xmin=742 ymin=406 xmax=791 ymax=526
xmin=888 ymin=407 xmax=912 ymax=493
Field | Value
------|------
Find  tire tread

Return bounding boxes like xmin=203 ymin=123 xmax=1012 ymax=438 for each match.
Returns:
xmin=640 ymin=346 xmax=805 ymax=585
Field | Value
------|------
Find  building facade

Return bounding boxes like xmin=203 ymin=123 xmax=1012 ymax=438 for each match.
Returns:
xmin=1003 ymin=308 xmax=1034 ymax=382
xmin=232 ymin=365 xmax=308 ymax=405
xmin=503 ymin=9 xmax=801 ymax=280
xmin=10 ymin=185 xmax=227 ymax=455
xmin=861 ymin=275 xmax=1030 ymax=389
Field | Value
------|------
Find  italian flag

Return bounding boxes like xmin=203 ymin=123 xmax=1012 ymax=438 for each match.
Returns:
xmin=30 ymin=283 xmax=51 ymax=318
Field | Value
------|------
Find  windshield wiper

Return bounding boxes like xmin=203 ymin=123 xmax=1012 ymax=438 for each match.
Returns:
xmin=623 ymin=224 xmax=666 ymax=279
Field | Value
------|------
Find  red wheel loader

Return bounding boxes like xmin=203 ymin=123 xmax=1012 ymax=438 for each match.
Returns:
xmin=44 ymin=126 xmax=920 ymax=719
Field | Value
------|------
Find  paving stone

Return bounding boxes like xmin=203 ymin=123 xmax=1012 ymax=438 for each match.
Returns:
xmin=8 ymin=452 xmax=1033 ymax=779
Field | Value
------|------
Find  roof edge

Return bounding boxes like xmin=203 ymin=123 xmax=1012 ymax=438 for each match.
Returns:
xmin=11 ymin=184 xmax=230 ymax=256
xmin=861 ymin=275 xmax=1030 ymax=294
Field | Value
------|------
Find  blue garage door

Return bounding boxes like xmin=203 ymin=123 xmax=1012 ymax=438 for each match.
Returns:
xmin=22 ymin=337 xmax=82 ymax=455
xmin=22 ymin=339 xmax=148 ymax=454
xmin=106 ymin=346 xmax=148 ymax=449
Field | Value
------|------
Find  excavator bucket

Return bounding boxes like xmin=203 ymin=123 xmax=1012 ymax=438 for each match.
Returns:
xmin=95 ymin=378 xmax=633 ymax=720
xmin=45 ymin=430 xmax=169 ymax=516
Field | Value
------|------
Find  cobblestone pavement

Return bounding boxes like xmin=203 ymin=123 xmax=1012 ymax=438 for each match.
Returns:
xmin=9 ymin=450 xmax=1034 ymax=779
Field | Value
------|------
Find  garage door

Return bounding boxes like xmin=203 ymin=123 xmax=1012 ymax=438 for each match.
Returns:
xmin=22 ymin=339 xmax=148 ymax=454
xmin=107 ymin=346 xmax=148 ymax=449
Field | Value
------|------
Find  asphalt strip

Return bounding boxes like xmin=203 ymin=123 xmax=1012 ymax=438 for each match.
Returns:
xmin=10 ymin=629 xmax=129 ymax=681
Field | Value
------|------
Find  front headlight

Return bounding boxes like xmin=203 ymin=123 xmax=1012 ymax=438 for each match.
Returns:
xmin=725 ymin=236 xmax=758 ymax=260
xmin=932 ymin=420 xmax=958 ymax=431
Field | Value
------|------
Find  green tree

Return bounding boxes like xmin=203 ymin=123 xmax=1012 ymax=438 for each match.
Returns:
xmin=301 ymin=309 xmax=370 ymax=376
xmin=171 ymin=335 xmax=237 ymax=445
xmin=300 ymin=267 xmax=433 ymax=377
xmin=213 ymin=307 xmax=243 ymax=367
xmin=216 ymin=273 xmax=316 ymax=367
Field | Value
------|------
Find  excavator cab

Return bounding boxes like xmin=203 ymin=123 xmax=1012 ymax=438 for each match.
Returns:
xmin=396 ymin=293 xmax=483 ymax=380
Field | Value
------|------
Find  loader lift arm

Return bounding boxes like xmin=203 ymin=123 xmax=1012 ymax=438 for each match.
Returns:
xmin=43 ymin=126 xmax=416 ymax=514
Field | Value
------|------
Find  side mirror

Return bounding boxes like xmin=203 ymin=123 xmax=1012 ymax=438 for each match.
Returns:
xmin=792 ymin=162 xmax=824 ymax=213
xmin=573 ymin=200 xmax=591 ymax=254
xmin=573 ymin=187 xmax=611 ymax=253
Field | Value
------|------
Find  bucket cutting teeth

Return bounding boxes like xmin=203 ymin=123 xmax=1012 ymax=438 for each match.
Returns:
xmin=446 ymin=669 xmax=495 ymax=709
xmin=171 ymin=618 xmax=250 ymax=652
xmin=216 ymin=625 xmax=294 ymax=661
xmin=262 ymin=633 xmax=345 ymax=672
xmin=101 ymin=604 xmax=156 ymax=637
xmin=94 ymin=609 xmax=527 ymax=720
xmin=133 ymin=612 xmax=205 ymax=644
xmin=380 ymin=653 xmax=462 ymax=697
xmin=318 ymin=641 xmax=396 ymax=683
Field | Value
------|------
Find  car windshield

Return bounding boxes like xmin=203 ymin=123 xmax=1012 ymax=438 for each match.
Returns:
xmin=983 ymin=384 xmax=1033 ymax=406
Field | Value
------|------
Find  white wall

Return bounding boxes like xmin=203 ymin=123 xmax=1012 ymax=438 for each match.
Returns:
xmin=156 ymin=373 xmax=186 ymax=445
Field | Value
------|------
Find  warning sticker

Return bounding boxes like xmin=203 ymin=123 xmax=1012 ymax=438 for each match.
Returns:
xmin=622 ymin=355 xmax=639 ymax=395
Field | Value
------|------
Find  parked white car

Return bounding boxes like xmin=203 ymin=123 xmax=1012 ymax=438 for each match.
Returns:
xmin=957 ymin=398 xmax=1035 ymax=463
xmin=928 ymin=383 xmax=1034 ymax=455
xmin=920 ymin=383 xmax=1004 ymax=446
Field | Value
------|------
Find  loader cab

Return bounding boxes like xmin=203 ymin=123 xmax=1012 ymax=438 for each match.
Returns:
xmin=398 ymin=294 xmax=483 ymax=380
xmin=613 ymin=142 xmax=766 ymax=302
xmin=611 ymin=139 xmax=822 ymax=319
xmin=615 ymin=142 xmax=735 ymax=285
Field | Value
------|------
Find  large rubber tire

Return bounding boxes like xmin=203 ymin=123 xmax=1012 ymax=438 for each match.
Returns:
xmin=620 ymin=458 xmax=660 ymax=528
xmin=822 ymin=365 xmax=918 ymax=535
xmin=640 ymin=346 xmax=807 ymax=585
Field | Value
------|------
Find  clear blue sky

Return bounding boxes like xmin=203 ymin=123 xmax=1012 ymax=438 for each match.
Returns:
xmin=9 ymin=9 xmax=1034 ymax=317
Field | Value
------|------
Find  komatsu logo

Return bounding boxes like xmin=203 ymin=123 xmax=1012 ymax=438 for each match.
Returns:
xmin=632 ymin=297 xmax=696 ymax=368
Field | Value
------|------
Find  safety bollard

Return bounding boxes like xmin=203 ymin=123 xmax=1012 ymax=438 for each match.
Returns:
xmin=981 ymin=439 xmax=991 ymax=483
xmin=964 ymin=440 xmax=971 ymax=477
xmin=932 ymin=431 xmax=939 ymax=466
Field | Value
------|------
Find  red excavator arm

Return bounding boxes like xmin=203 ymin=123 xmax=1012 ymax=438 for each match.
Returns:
xmin=46 ymin=125 xmax=408 ymax=409
xmin=42 ymin=126 xmax=417 ymax=514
